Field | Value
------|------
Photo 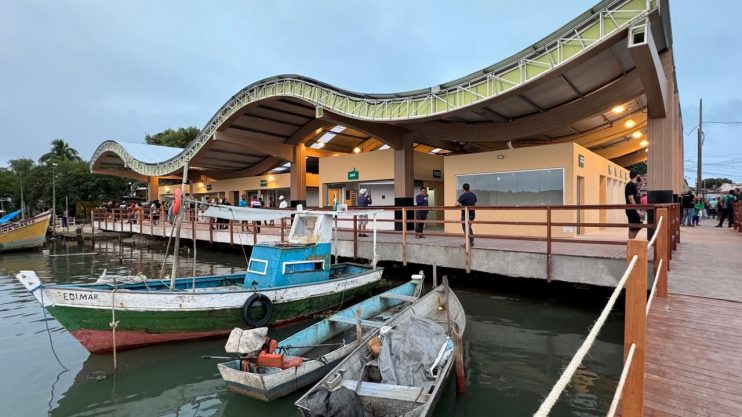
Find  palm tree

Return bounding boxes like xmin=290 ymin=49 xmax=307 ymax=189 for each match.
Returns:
xmin=39 ymin=139 xmax=82 ymax=163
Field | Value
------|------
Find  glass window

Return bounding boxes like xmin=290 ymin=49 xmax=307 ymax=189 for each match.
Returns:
xmin=247 ymin=259 xmax=268 ymax=275
xmin=284 ymin=260 xmax=325 ymax=274
xmin=455 ymin=169 xmax=564 ymax=206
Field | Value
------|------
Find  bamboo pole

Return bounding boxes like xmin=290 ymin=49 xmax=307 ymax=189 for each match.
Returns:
xmin=170 ymin=160 xmax=189 ymax=290
xmin=623 ymin=239 xmax=647 ymax=417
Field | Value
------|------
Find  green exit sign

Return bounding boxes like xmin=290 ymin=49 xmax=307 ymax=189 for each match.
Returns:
xmin=260 ymin=179 xmax=267 ymax=187
xmin=348 ymin=169 xmax=359 ymax=180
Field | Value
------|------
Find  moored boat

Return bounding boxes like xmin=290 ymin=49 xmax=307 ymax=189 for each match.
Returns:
xmin=216 ymin=276 xmax=424 ymax=401
xmin=295 ymin=280 xmax=466 ymax=417
xmin=15 ymin=210 xmax=384 ymax=353
xmin=0 ymin=210 xmax=51 ymax=252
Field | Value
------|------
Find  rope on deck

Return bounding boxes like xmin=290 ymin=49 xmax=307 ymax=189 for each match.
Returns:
xmin=606 ymin=342 xmax=637 ymax=417
xmin=533 ymin=254 xmax=639 ymax=417
xmin=645 ymin=258 xmax=663 ymax=316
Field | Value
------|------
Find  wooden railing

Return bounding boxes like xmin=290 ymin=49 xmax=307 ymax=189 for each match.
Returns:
xmin=92 ymin=203 xmax=680 ymax=281
xmin=534 ymin=208 xmax=673 ymax=416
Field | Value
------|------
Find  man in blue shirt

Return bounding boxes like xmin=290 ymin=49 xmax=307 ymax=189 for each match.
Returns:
xmin=456 ymin=183 xmax=477 ymax=247
xmin=415 ymin=187 xmax=429 ymax=238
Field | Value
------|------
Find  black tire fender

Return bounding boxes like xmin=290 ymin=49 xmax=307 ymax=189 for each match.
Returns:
xmin=241 ymin=293 xmax=273 ymax=327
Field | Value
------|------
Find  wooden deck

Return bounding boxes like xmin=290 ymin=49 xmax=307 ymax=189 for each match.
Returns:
xmin=643 ymin=221 xmax=742 ymax=416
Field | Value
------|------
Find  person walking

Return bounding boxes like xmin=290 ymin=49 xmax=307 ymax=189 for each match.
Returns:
xmin=680 ymin=190 xmax=695 ymax=227
xmin=624 ymin=170 xmax=642 ymax=239
xmin=693 ymin=196 xmax=704 ymax=226
xmin=356 ymin=188 xmax=372 ymax=237
xmin=456 ymin=183 xmax=477 ymax=247
xmin=716 ymin=191 xmax=735 ymax=228
xmin=708 ymin=198 xmax=717 ymax=219
xmin=414 ymin=186 xmax=429 ymax=238
xmin=726 ymin=190 xmax=737 ymax=228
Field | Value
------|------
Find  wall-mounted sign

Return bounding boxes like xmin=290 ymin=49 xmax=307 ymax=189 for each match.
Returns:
xmin=578 ymin=154 xmax=585 ymax=168
xmin=433 ymin=169 xmax=442 ymax=179
xmin=206 ymin=184 xmax=212 ymax=191
xmin=348 ymin=168 xmax=359 ymax=181
xmin=260 ymin=179 xmax=267 ymax=187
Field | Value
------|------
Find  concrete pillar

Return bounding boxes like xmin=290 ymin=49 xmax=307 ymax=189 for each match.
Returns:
xmin=148 ymin=176 xmax=159 ymax=201
xmin=394 ymin=139 xmax=414 ymax=230
xmin=290 ymin=144 xmax=307 ymax=207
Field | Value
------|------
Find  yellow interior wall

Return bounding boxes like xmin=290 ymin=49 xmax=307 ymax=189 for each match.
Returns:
xmin=159 ymin=173 xmax=318 ymax=199
xmin=443 ymin=143 xmax=628 ymax=238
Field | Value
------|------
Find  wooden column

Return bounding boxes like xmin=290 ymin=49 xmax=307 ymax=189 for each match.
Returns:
xmin=290 ymin=144 xmax=307 ymax=207
xmin=394 ymin=138 xmax=414 ymax=231
xmin=624 ymin=239 xmax=648 ymax=417
xmin=148 ymin=176 xmax=159 ymax=201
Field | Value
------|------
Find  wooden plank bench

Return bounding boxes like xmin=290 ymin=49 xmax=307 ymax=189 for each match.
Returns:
xmin=341 ymin=380 xmax=425 ymax=403
xmin=328 ymin=315 xmax=385 ymax=328
xmin=379 ymin=293 xmax=418 ymax=303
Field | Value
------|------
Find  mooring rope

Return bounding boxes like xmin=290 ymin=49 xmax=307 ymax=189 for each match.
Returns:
xmin=110 ymin=287 xmax=119 ymax=371
xmin=533 ymin=254 xmax=639 ymax=417
xmin=38 ymin=286 xmax=69 ymax=372
xmin=605 ymin=342 xmax=637 ymax=417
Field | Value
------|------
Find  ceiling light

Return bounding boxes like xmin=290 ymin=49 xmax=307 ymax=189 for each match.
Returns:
xmin=639 ymin=139 xmax=649 ymax=147
xmin=353 ymin=147 xmax=361 ymax=154
xmin=268 ymin=175 xmax=275 ymax=181
xmin=612 ymin=105 xmax=625 ymax=114
xmin=632 ymin=131 xmax=642 ymax=139
xmin=624 ymin=119 xmax=636 ymax=128
xmin=645 ymin=148 xmax=649 ymax=153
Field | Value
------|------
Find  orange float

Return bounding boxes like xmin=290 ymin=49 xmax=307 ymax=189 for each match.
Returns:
xmin=172 ymin=189 xmax=182 ymax=216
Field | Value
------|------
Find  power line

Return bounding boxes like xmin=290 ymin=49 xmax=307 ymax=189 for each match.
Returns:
xmin=684 ymin=121 xmax=742 ymax=135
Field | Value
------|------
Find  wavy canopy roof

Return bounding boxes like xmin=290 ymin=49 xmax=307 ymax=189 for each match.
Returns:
xmin=92 ymin=0 xmax=673 ymax=180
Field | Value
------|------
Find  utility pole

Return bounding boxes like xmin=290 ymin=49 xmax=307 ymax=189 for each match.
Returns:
xmin=19 ymin=171 xmax=26 ymax=220
xmin=697 ymin=98 xmax=703 ymax=196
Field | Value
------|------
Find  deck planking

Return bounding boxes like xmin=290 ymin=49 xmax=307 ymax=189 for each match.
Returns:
xmin=643 ymin=222 xmax=742 ymax=416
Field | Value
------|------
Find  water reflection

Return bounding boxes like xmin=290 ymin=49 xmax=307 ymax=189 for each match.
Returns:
xmin=0 ymin=240 xmax=623 ymax=417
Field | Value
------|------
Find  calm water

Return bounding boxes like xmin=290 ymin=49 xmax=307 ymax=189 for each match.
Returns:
xmin=0 ymin=239 xmax=624 ymax=417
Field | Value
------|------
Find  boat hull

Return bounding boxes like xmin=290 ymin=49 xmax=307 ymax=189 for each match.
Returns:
xmin=0 ymin=211 xmax=50 ymax=252
xmin=17 ymin=267 xmax=383 ymax=353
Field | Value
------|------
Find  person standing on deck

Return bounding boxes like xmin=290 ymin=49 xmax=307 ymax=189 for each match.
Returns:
xmin=414 ymin=187 xmax=429 ymax=238
xmin=251 ymin=195 xmax=262 ymax=233
xmin=624 ymin=170 xmax=642 ymax=239
xmin=278 ymin=195 xmax=288 ymax=209
xmin=693 ymin=196 xmax=704 ymax=226
xmin=680 ymin=190 xmax=695 ymax=227
xmin=357 ymin=189 xmax=372 ymax=237
xmin=456 ymin=183 xmax=477 ymax=247
xmin=238 ymin=194 xmax=250 ymax=232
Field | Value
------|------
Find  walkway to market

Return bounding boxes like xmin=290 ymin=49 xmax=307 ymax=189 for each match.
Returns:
xmin=642 ymin=223 xmax=742 ymax=416
xmin=90 ymin=204 xmax=680 ymax=287
xmin=533 ymin=213 xmax=742 ymax=417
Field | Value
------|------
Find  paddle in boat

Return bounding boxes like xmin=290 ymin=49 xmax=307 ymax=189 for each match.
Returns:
xmin=15 ymin=207 xmax=384 ymax=354
xmin=0 ymin=210 xmax=51 ymax=253
xmin=295 ymin=278 xmax=466 ymax=417
xmin=213 ymin=274 xmax=424 ymax=401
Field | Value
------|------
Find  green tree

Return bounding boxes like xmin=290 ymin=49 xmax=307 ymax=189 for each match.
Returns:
xmin=703 ymin=177 xmax=734 ymax=189
xmin=628 ymin=161 xmax=647 ymax=175
xmin=144 ymin=127 xmax=200 ymax=148
xmin=39 ymin=139 xmax=82 ymax=163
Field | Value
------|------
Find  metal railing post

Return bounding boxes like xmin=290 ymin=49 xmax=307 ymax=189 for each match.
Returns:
xmin=280 ymin=218 xmax=285 ymax=242
xmin=229 ymin=220 xmax=234 ymax=246
xmin=402 ymin=207 xmax=408 ymax=266
xmin=546 ymin=207 xmax=552 ymax=282
xmin=623 ymin=239 xmax=648 ymax=417
xmin=464 ymin=206 xmax=471 ymax=273
xmin=353 ymin=215 xmax=358 ymax=260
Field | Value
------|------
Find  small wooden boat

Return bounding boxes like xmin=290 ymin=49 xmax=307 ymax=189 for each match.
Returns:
xmin=216 ymin=276 xmax=424 ymax=401
xmin=15 ymin=210 xmax=383 ymax=353
xmin=0 ymin=210 xmax=50 ymax=252
xmin=295 ymin=280 xmax=466 ymax=417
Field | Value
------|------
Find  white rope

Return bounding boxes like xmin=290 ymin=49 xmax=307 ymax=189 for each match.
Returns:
xmin=647 ymin=216 xmax=663 ymax=249
xmin=533 ymin=254 xmax=639 ymax=417
xmin=645 ymin=258 xmax=663 ymax=316
xmin=605 ymin=343 xmax=637 ymax=417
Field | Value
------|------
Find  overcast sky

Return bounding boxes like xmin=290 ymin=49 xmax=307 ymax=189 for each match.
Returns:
xmin=1 ymin=0 xmax=740 ymax=182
